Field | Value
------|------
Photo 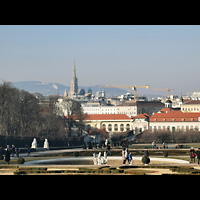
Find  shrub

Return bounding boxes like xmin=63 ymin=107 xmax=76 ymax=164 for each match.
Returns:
xmin=82 ymin=143 xmax=86 ymax=149
xmin=141 ymin=156 xmax=150 ymax=164
xmin=17 ymin=158 xmax=25 ymax=164
xmin=73 ymin=152 xmax=79 ymax=157
xmin=163 ymin=151 xmax=168 ymax=157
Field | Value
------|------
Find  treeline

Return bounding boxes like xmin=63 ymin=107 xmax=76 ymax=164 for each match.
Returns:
xmin=136 ymin=130 xmax=200 ymax=144
xmin=0 ymin=82 xmax=83 ymax=138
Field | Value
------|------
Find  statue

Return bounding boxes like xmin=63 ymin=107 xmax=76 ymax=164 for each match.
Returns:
xmin=31 ymin=138 xmax=37 ymax=149
xmin=93 ymin=152 xmax=107 ymax=165
xmin=93 ymin=153 xmax=98 ymax=165
xmin=43 ymin=139 xmax=49 ymax=150
xmin=103 ymin=151 xmax=107 ymax=164
xmin=98 ymin=152 xmax=102 ymax=165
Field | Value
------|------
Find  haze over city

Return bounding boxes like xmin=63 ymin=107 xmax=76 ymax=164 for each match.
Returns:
xmin=1 ymin=25 xmax=200 ymax=97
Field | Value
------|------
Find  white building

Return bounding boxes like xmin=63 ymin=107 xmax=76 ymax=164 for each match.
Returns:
xmin=149 ymin=108 xmax=200 ymax=132
xmin=82 ymin=104 xmax=137 ymax=117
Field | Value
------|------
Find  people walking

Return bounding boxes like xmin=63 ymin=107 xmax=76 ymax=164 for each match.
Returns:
xmin=190 ymin=147 xmax=196 ymax=163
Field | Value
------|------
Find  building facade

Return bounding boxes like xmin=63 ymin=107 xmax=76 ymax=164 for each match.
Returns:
xmin=181 ymin=100 xmax=200 ymax=113
xmin=84 ymin=114 xmax=133 ymax=133
xmin=82 ymin=104 xmax=137 ymax=117
xmin=149 ymin=108 xmax=200 ymax=132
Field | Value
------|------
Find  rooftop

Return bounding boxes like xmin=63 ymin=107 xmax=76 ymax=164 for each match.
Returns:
xmin=84 ymin=114 xmax=132 ymax=121
xmin=150 ymin=109 xmax=200 ymax=122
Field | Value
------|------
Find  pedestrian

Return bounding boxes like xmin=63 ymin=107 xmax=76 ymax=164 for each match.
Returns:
xmin=27 ymin=147 xmax=31 ymax=157
xmin=124 ymin=148 xmax=129 ymax=164
xmin=107 ymin=144 xmax=111 ymax=156
xmin=11 ymin=145 xmax=15 ymax=157
xmin=190 ymin=147 xmax=196 ymax=163
xmin=5 ymin=147 xmax=10 ymax=165
xmin=15 ymin=147 xmax=20 ymax=158
xmin=122 ymin=148 xmax=126 ymax=165
xmin=128 ymin=152 xmax=133 ymax=165
xmin=143 ymin=147 xmax=150 ymax=166
xmin=144 ymin=147 xmax=149 ymax=157
xmin=196 ymin=148 xmax=200 ymax=165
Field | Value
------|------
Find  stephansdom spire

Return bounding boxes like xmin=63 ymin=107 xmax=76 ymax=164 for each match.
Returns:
xmin=73 ymin=59 xmax=76 ymax=77
xmin=69 ymin=59 xmax=79 ymax=96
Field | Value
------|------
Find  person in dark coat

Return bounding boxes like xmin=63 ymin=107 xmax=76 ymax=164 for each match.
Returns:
xmin=196 ymin=148 xmax=200 ymax=165
xmin=190 ymin=147 xmax=196 ymax=163
xmin=5 ymin=148 xmax=10 ymax=165
xmin=144 ymin=147 xmax=149 ymax=157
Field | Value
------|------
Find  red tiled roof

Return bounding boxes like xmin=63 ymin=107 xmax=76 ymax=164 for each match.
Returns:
xmin=150 ymin=110 xmax=200 ymax=122
xmin=84 ymin=114 xmax=131 ymax=121
xmin=134 ymin=113 xmax=149 ymax=119
xmin=184 ymin=100 xmax=200 ymax=105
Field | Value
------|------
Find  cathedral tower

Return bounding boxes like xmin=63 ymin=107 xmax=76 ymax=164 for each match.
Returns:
xmin=69 ymin=59 xmax=78 ymax=96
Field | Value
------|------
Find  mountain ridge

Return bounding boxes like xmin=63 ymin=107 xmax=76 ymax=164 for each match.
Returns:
xmin=11 ymin=81 xmax=128 ymax=97
xmin=11 ymin=81 xmax=162 ymax=98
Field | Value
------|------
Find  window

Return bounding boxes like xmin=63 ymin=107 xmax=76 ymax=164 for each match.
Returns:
xmin=163 ymin=119 xmax=166 ymax=122
xmin=120 ymin=124 xmax=124 ymax=132
xmin=126 ymin=124 xmax=130 ymax=131
xmin=108 ymin=124 xmax=112 ymax=132
xmin=114 ymin=124 xmax=118 ymax=131
xmin=172 ymin=119 xmax=175 ymax=122
xmin=154 ymin=119 xmax=157 ymax=122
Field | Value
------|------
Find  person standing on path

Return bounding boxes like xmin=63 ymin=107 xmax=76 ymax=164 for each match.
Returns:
xmin=190 ymin=147 xmax=196 ymax=163
xmin=122 ymin=148 xmax=126 ymax=165
xmin=128 ymin=152 xmax=133 ymax=165
xmin=5 ymin=147 xmax=10 ymax=165
xmin=196 ymin=148 xmax=200 ymax=165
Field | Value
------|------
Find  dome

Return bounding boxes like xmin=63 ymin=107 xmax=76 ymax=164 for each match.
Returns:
xmin=165 ymin=99 xmax=172 ymax=103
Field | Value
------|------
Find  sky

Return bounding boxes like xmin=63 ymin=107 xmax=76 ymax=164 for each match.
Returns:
xmin=0 ymin=25 xmax=200 ymax=96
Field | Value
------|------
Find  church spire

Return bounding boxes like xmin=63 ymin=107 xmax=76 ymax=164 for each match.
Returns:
xmin=73 ymin=59 xmax=76 ymax=77
xmin=69 ymin=59 xmax=79 ymax=97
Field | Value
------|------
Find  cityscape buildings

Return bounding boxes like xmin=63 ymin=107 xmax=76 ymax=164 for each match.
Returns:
xmin=56 ymin=60 xmax=200 ymax=135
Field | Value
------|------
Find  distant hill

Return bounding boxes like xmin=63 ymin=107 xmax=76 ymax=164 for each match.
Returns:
xmin=11 ymin=81 xmax=128 ymax=97
xmin=12 ymin=81 xmax=68 ymax=96
xmin=12 ymin=81 xmax=163 ymax=99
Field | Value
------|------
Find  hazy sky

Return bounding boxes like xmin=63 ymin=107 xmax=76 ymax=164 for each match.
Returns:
xmin=0 ymin=25 xmax=200 ymax=96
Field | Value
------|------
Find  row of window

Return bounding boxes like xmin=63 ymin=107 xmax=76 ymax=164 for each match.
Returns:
xmin=102 ymin=124 xmax=130 ymax=132
xmin=182 ymin=107 xmax=200 ymax=111
xmin=153 ymin=118 xmax=195 ymax=122
xmin=150 ymin=125 xmax=199 ymax=131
